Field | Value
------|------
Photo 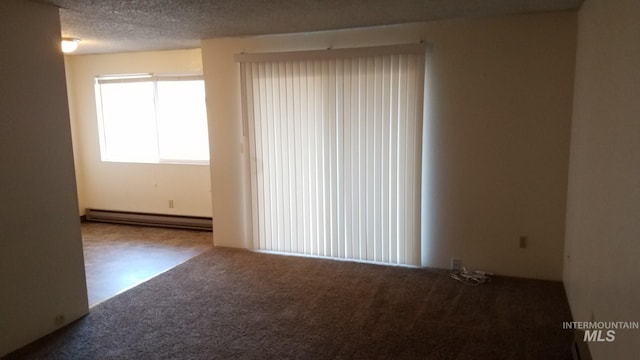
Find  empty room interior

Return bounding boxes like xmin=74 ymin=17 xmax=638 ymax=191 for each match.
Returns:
xmin=0 ymin=0 xmax=638 ymax=359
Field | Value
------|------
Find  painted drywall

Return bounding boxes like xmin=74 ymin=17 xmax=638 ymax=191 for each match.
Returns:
xmin=65 ymin=49 xmax=212 ymax=218
xmin=0 ymin=0 xmax=89 ymax=356
xmin=564 ymin=0 xmax=640 ymax=358
xmin=202 ymin=11 xmax=576 ymax=280
xmin=65 ymin=59 xmax=87 ymax=214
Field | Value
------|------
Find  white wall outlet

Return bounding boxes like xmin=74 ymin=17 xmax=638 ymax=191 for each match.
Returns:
xmin=169 ymin=199 xmax=174 ymax=208
xmin=451 ymin=258 xmax=461 ymax=271
xmin=519 ymin=236 xmax=528 ymax=248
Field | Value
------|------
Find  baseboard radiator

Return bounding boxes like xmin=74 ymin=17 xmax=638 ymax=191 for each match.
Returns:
xmin=85 ymin=209 xmax=212 ymax=231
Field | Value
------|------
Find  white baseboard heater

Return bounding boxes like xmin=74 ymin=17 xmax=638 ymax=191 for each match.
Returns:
xmin=85 ymin=209 xmax=212 ymax=231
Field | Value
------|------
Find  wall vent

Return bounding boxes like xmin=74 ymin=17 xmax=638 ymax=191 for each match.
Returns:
xmin=85 ymin=209 xmax=212 ymax=231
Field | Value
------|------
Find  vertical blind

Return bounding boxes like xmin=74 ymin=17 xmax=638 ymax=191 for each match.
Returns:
xmin=238 ymin=44 xmax=426 ymax=266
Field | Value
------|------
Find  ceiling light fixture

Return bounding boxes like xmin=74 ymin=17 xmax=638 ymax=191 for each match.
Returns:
xmin=61 ymin=38 xmax=80 ymax=53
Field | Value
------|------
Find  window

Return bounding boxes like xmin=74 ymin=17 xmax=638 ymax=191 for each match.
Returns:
xmin=95 ymin=74 xmax=210 ymax=164
xmin=238 ymin=44 xmax=426 ymax=266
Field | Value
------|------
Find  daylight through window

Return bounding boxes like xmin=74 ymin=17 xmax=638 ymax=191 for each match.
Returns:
xmin=95 ymin=74 xmax=210 ymax=164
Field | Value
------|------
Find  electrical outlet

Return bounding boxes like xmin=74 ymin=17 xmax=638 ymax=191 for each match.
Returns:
xmin=519 ymin=236 xmax=528 ymax=249
xmin=451 ymin=258 xmax=461 ymax=271
xmin=54 ymin=314 xmax=65 ymax=326
xmin=169 ymin=200 xmax=174 ymax=208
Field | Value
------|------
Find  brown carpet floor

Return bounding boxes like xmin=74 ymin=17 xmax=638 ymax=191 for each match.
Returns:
xmin=4 ymin=248 xmax=573 ymax=359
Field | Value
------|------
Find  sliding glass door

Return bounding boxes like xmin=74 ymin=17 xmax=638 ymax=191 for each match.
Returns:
xmin=239 ymin=45 xmax=426 ymax=266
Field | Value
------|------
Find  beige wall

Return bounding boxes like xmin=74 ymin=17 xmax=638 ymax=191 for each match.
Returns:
xmin=0 ymin=0 xmax=88 ymax=356
xmin=65 ymin=49 xmax=212 ymax=218
xmin=203 ymin=11 xmax=577 ymax=280
xmin=564 ymin=0 xmax=640 ymax=358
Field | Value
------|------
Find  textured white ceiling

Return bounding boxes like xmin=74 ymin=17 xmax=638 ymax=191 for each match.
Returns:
xmin=33 ymin=0 xmax=583 ymax=55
